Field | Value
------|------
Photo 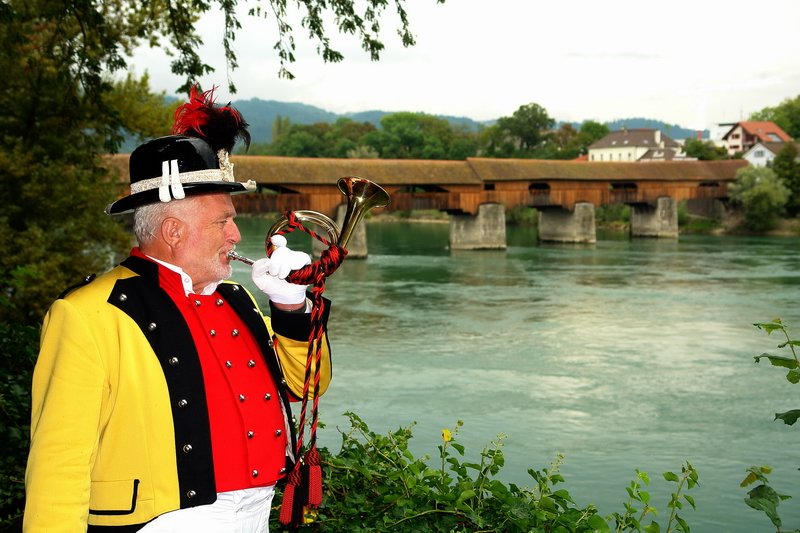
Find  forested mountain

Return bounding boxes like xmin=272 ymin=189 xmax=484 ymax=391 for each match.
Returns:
xmin=119 ymin=97 xmax=706 ymax=152
xmin=232 ymin=98 xmax=492 ymax=144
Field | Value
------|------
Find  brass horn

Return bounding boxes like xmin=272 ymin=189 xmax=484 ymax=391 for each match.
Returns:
xmin=228 ymin=176 xmax=390 ymax=266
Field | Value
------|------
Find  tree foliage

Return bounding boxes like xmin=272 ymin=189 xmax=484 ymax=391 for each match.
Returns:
xmin=728 ymin=166 xmax=790 ymax=231
xmin=257 ymin=113 xmax=479 ymax=160
xmin=750 ymin=94 xmax=800 ymax=140
xmin=683 ymin=138 xmax=729 ymax=161
xmin=770 ymin=142 xmax=800 ymax=216
xmin=480 ymin=103 xmax=555 ymax=158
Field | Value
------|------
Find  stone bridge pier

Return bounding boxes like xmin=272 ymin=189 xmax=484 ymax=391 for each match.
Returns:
xmin=448 ymin=203 xmax=507 ymax=250
xmin=537 ymin=203 xmax=597 ymax=243
xmin=629 ymin=197 xmax=678 ymax=238
xmin=311 ymin=203 xmax=370 ymax=258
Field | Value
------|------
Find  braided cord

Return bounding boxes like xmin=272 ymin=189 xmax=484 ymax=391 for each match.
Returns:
xmin=275 ymin=211 xmax=347 ymax=454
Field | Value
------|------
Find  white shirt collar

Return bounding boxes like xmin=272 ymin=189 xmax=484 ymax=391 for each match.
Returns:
xmin=145 ymin=254 xmax=221 ymax=296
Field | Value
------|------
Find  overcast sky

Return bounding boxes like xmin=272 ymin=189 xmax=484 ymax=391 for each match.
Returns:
xmin=129 ymin=0 xmax=800 ymax=134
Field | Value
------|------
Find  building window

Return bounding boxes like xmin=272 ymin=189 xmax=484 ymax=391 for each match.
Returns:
xmin=754 ymin=150 xmax=765 ymax=157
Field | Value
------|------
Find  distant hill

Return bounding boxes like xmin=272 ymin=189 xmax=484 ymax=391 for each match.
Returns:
xmin=232 ymin=98 xmax=493 ymax=144
xmin=121 ymin=97 xmax=708 ymax=150
xmin=230 ymin=99 xmax=708 ymax=144
xmin=604 ymin=118 xmax=707 ymax=141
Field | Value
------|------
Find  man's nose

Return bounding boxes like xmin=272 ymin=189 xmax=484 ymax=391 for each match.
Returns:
xmin=227 ymin=220 xmax=241 ymax=243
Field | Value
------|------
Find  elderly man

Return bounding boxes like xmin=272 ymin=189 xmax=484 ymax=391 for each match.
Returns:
xmin=23 ymin=87 xmax=331 ymax=532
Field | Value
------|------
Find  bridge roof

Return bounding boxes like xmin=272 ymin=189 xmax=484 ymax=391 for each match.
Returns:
xmin=105 ymin=153 xmax=748 ymax=187
xmin=465 ymin=158 xmax=747 ymax=182
xmin=232 ymin=155 xmax=481 ymax=185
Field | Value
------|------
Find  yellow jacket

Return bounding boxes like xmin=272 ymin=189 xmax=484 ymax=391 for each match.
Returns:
xmin=24 ymin=255 xmax=331 ymax=531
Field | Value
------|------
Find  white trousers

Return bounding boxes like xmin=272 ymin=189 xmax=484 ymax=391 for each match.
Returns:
xmin=139 ymin=486 xmax=275 ymax=533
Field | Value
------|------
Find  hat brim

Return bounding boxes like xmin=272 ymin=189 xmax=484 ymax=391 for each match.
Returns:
xmin=106 ymin=181 xmax=254 ymax=215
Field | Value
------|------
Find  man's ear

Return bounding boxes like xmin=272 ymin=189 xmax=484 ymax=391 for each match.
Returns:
xmin=161 ymin=217 xmax=184 ymax=249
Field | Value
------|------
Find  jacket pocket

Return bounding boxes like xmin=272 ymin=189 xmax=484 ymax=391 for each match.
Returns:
xmin=89 ymin=479 xmax=140 ymax=515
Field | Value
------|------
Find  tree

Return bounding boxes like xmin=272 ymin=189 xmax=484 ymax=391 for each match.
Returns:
xmin=770 ymin=142 xmax=800 ymax=216
xmin=683 ymin=138 xmax=729 ymax=160
xmin=750 ymin=95 xmax=800 ymax=140
xmin=495 ymin=103 xmax=555 ymax=155
xmin=531 ymin=123 xmax=578 ymax=160
xmin=728 ymin=166 xmax=790 ymax=231
xmin=576 ymin=120 xmax=610 ymax=149
xmin=361 ymin=112 xmax=470 ymax=160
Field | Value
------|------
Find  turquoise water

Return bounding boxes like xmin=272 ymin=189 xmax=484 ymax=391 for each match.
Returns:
xmin=232 ymin=218 xmax=800 ymax=532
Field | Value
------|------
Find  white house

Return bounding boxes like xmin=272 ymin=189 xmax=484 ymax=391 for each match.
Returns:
xmin=588 ymin=129 xmax=689 ymax=162
xmin=743 ymin=141 xmax=800 ymax=167
xmin=720 ymin=121 xmax=792 ymax=156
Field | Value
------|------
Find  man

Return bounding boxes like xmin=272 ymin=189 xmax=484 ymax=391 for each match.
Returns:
xmin=23 ymin=87 xmax=331 ymax=531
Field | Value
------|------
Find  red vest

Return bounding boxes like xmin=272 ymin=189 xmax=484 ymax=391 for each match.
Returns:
xmin=154 ymin=260 xmax=289 ymax=491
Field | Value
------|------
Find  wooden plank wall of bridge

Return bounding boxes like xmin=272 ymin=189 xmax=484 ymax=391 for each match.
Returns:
xmin=105 ymin=154 xmax=748 ymax=217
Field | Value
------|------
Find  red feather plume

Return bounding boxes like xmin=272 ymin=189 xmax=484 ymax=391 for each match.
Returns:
xmin=172 ymin=85 xmax=251 ymax=153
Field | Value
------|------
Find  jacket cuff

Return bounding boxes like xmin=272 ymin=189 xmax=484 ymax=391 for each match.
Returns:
xmin=269 ymin=295 xmax=331 ymax=341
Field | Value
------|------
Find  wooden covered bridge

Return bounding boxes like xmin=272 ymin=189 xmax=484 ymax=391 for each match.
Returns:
xmin=106 ymin=154 xmax=747 ymax=247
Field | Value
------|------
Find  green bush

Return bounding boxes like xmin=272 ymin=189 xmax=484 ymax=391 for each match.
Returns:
xmin=506 ymin=205 xmax=538 ymax=226
xmin=729 ymin=167 xmax=790 ymax=232
xmin=271 ymin=412 xmax=698 ymax=532
xmin=595 ymin=204 xmax=630 ymax=226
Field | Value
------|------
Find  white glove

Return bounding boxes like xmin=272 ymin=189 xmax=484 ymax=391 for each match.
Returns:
xmin=251 ymin=235 xmax=311 ymax=305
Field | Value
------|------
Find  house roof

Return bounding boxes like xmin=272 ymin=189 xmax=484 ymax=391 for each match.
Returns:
xmin=744 ymin=141 xmax=800 ymax=157
xmin=721 ymin=121 xmax=792 ymax=143
xmin=588 ymin=129 xmax=680 ymax=150
xmin=637 ymin=148 xmax=694 ymax=161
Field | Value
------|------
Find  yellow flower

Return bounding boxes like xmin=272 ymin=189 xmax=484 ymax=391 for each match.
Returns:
xmin=303 ymin=508 xmax=318 ymax=524
xmin=441 ymin=428 xmax=452 ymax=443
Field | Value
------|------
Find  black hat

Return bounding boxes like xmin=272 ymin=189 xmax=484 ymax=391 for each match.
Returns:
xmin=106 ymin=86 xmax=255 ymax=215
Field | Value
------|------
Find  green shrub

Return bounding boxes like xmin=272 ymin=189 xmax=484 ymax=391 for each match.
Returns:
xmin=506 ymin=205 xmax=538 ymax=226
xmin=271 ymin=412 xmax=698 ymax=532
xmin=595 ymin=204 xmax=630 ymax=226
xmin=729 ymin=167 xmax=790 ymax=232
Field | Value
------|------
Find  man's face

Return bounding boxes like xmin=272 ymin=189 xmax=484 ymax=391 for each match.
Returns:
xmin=173 ymin=194 xmax=241 ymax=291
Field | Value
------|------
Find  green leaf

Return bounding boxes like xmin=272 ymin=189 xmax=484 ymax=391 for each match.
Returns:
xmin=587 ymin=513 xmax=612 ymax=531
xmin=456 ymin=488 xmax=476 ymax=504
xmin=775 ymin=409 xmax=800 ymax=425
xmin=754 ymin=354 xmax=798 ymax=369
xmin=663 ymin=471 xmax=680 ymax=482
xmin=684 ymin=494 xmax=696 ymax=509
xmin=754 ymin=320 xmax=784 ymax=333
xmin=745 ymin=484 xmax=783 ymax=529
xmin=787 ymin=369 xmax=800 ymax=384
xmin=644 ymin=521 xmax=661 ymax=533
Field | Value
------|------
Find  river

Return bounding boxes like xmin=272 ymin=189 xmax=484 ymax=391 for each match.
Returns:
xmin=232 ymin=217 xmax=800 ymax=532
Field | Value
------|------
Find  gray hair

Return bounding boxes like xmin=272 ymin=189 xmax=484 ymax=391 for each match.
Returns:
xmin=132 ymin=200 xmax=196 ymax=244
xmin=133 ymin=202 xmax=170 ymax=244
